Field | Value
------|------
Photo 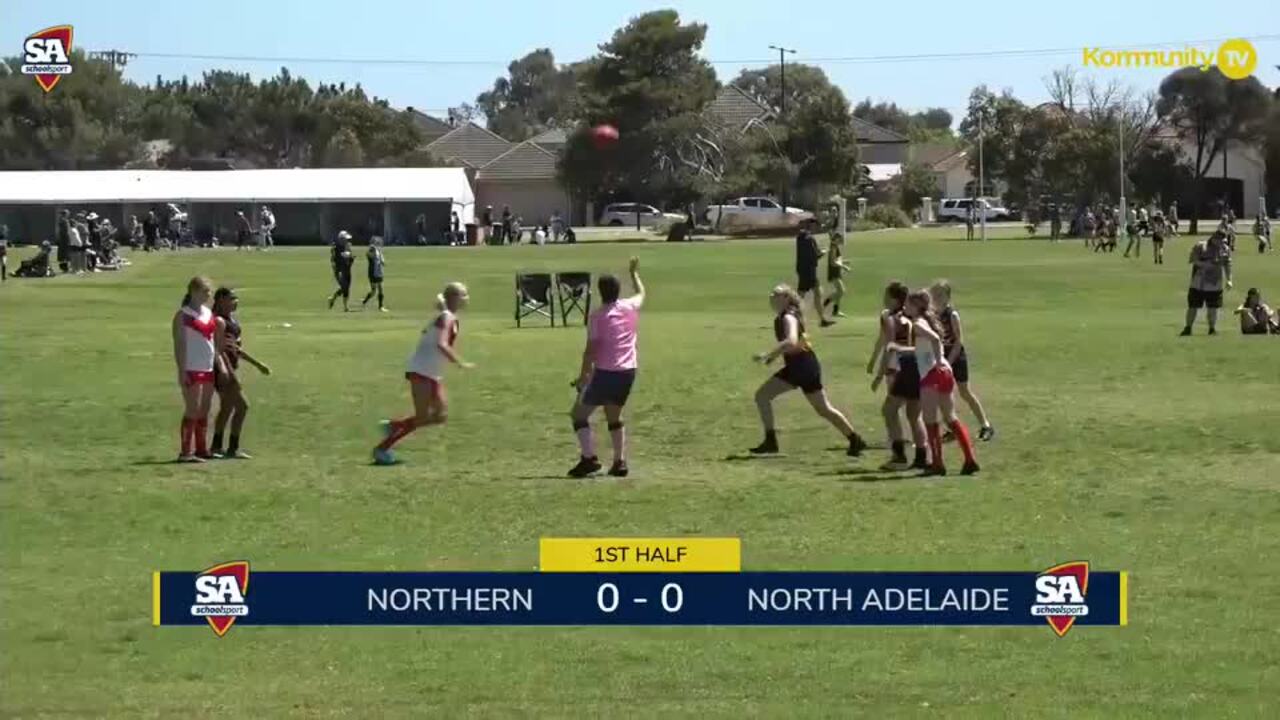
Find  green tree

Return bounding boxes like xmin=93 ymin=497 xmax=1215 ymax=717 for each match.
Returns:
xmin=891 ymin=161 xmax=940 ymax=212
xmin=1156 ymin=66 xmax=1271 ymax=232
xmin=731 ymin=64 xmax=861 ymax=201
xmin=559 ymin=10 xmax=719 ymax=207
xmin=476 ymin=49 xmax=579 ymax=141
xmin=959 ymin=87 xmax=1029 ymax=198
xmin=0 ymin=51 xmax=142 ymax=169
xmin=321 ymin=127 xmax=365 ymax=167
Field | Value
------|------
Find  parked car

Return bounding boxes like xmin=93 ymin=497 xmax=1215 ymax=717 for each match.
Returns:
xmin=937 ymin=197 xmax=1012 ymax=222
xmin=704 ymin=197 xmax=814 ymax=228
xmin=599 ymin=203 xmax=685 ymax=227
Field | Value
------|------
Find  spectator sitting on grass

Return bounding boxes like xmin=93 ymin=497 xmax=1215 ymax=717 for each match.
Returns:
xmin=16 ymin=241 xmax=55 ymax=278
xmin=1235 ymin=288 xmax=1278 ymax=335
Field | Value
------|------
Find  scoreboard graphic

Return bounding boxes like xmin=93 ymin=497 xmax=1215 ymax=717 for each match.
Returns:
xmin=154 ymin=539 xmax=1128 ymax=637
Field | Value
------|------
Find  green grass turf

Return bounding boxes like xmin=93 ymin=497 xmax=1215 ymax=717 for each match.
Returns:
xmin=2 ymin=227 xmax=1278 ymax=717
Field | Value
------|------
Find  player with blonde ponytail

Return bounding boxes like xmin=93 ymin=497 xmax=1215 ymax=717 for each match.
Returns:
xmin=748 ymin=284 xmax=866 ymax=456
xmin=372 ymin=282 xmax=473 ymax=465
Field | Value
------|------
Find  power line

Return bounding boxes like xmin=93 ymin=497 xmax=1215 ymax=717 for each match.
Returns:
xmin=107 ymin=34 xmax=1280 ymax=69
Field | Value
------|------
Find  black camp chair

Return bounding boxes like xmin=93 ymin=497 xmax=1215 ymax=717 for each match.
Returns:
xmin=515 ymin=272 xmax=555 ymax=327
xmin=556 ymin=272 xmax=592 ymax=326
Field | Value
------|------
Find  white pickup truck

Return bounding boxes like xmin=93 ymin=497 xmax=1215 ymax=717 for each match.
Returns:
xmin=704 ymin=197 xmax=814 ymax=229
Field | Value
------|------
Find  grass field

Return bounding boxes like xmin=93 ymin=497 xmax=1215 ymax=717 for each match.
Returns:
xmin=2 ymin=227 xmax=1278 ymax=717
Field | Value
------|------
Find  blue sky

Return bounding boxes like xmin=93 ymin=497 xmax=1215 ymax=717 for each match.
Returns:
xmin=4 ymin=1 xmax=1278 ymax=124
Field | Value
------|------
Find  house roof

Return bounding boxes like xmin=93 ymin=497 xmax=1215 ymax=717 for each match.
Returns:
xmin=931 ymin=150 xmax=969 ymax=173
xmin=529 ymin=127 xmax=568 ymax=148
xmin=425 ymin=122 xmax=512 ymax=167
xmin=476 ymin=141 xmax=559 ymax=181
xmin=405 ymin=108 xmax=452 ymax=142
xmin=851 ymin=116 xmax=909 ymax=144
xmin=708 ymin=85 xmax=774 ymax=132
xmin=912 ymin=142 xmax=960 ymax=168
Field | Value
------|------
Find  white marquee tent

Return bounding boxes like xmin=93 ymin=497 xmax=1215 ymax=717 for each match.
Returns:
xmin=0 ymin=168 xmax=475 ymax=224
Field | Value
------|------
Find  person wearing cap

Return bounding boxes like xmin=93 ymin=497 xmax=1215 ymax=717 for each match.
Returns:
xmin=210 ymin=287 xmax=271 ymax=458
xmin=328 ymin=230 xmax=356 ymax=311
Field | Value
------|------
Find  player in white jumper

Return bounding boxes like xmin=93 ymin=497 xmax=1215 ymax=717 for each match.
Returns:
xmin=373 ymin=282 xmax=473 ymax=465
xmin=895 ymin=290 xmax=980 ymax=477
xmin=171 ymin=276 xmax=225 ymax=462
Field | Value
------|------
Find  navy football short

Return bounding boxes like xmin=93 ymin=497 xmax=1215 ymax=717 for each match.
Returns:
xmin=582 ymin=369 xmax=636 ymax=407
xmin=773 ymin=352 xmax=823 ymax=394
xmin=890 ymin=353 xmax=920 ymax=400
xmin=950 ymin=352 xmax=970 ymax=384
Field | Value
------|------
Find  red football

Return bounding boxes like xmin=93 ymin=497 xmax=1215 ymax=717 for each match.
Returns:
xmin=590 ymin=124 xmax=619 ymax=149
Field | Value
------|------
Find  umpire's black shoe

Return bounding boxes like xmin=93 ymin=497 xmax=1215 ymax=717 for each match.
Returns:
xmin=568 ymin=456 xmax=602 ymax=478
xmin=608 ymin=461 xmax=629 ymax=477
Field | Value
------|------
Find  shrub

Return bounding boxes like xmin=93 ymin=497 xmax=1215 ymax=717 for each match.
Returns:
xmin=863 ymin=204 xmax=912 ymax=228
xmin=850 ymin=219 xmax=886 ymax=232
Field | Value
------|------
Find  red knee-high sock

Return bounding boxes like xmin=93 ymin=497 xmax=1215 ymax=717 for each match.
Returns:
xmin=926 ymin=422 xmax=944 ymax=468
xmin=180 ymin=417 xmax=193 ymax=456
xmin=194 ymin=418 xmax=209 ymax=456
xmin=949 ymin=420 xmax=976 ymax=465
xmin=377 ymin=417 xmax=418 ymax=451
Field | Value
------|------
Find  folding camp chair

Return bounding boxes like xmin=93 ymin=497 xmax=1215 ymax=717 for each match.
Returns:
xmin=515 ymin=272 xmax=555 ymax=327
xmin=556 ymin=272 xmax=592 ymax=326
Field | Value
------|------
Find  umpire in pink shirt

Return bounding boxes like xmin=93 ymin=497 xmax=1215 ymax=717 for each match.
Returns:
xmin=568 ymin=257 xmax=645 ymax=478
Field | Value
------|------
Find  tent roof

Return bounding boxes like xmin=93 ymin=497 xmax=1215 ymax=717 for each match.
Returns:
xmin=0 ymin=168 xmax=476 ymax=205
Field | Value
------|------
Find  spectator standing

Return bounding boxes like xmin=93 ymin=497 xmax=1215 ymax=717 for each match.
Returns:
xmin=551 ymin=210 xmax=565 ymax=243
xmin=143 ymin=210 xmax=160 ymax=252
xmin=510 ymin=215 xmax=523 ymax=245
xmin=56 ymin=209 xmax=71 ymax=271
xmin=1181 ymin=231 xmax=1233 ymax=336
xmin=482 ymin=205 xmax=494 ymax=245
xmin=67 ymin=217 xmax=85 ymax=274
xmin=235 ymin=211 xmax=251 ymax=251
xmin=450 ymin=211 xmax=461 ymax=245
xmin=0 ymin=223 xmax=7 ymax=283
xmin=128 ymin=214 xmax=142 ymax=248
xmin=260 ymin=205 xmax=276 ymax=249
xmin=501 ymin=205 xmax=513 ymax=246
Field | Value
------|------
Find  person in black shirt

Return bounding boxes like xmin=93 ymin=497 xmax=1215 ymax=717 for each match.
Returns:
xmin=56 ymin=209 xmax=71 ymax=271
xmin=328 ymin=231 xmax=356 ymax=311
xmin=450 ymin=211 xmax=461 ymax=245
xmin=795 ymin=219 xmax=834 ymax=326
xmin=362 ymin=239 xmax=387 ymax=311
xmin=501 ymin=205 xmax=513 ymax=246
xmin=142 ymin=210 xmax=159 ymax=252
xmin=211 ymin=287 xmax=271 ymax=459
xmin=235 ymin=211 xmax=251 ymax=250
xmin=749 ymin=284 xmax=866 ymax=456
xmin=0 ymin=223 xmax=7 ymax=282
xmin=482 ymin=205 xmax=494 ymax=244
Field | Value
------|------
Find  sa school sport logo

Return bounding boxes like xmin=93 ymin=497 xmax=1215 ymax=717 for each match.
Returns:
xmin=1031 ymin=561 xmax=1089 ymax=637
xmin=191 ymin=561 xmax=250 ymax=637
xmin=21 ymin=25 xmax=74 ymax=93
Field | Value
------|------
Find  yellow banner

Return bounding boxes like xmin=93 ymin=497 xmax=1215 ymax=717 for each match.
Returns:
xmin=540 ymin=537 xmax=741 ymax=572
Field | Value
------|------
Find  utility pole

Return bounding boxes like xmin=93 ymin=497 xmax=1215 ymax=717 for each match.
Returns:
xmin=769 ymin=45 xmax=796 ymax=219
xmin=978 ymin=112 xmax=986 ymax=241
xmin=89 ymin=49 xmax=137 ymax=71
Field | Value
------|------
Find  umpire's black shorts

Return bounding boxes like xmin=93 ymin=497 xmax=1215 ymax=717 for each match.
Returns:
xmin=582 ymin=369 xmax=636 ymax=407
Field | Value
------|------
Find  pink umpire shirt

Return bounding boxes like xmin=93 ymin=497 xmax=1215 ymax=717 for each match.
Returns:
xmin=589 ymin=298 xmax=639 ymax=371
